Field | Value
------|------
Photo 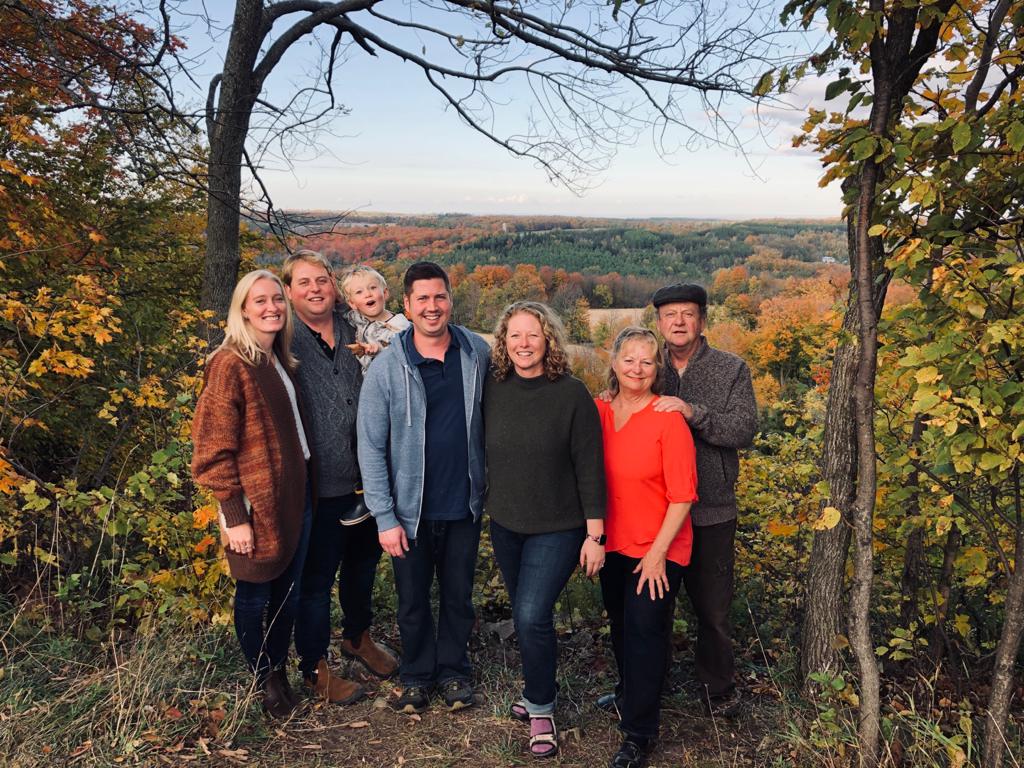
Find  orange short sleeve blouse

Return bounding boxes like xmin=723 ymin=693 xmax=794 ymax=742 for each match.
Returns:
xmin=595 ymin=398 xmax=699 ymax=567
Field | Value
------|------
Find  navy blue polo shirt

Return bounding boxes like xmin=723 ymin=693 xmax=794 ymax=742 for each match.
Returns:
xmin=403 ymin=329 xmax=471 ymax=522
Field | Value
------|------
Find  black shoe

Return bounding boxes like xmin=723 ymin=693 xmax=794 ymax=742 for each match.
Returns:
xmin=393 ymin=685 xmax=431 ymax=714
xmin=440 ymin=678 xmax=475 ymax=710
xmin=595 ymin=691 xmax=621 ymax=719
xmin=703 ymin=687 xmax=742 ymax=718
xmin=610 ymin=736 xmax=651 ymax=768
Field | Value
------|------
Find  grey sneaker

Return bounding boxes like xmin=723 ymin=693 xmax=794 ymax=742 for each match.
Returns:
xmin=440 ymin=678 xmax=475 ymax=711
xmin=393 ymin=685 xmax=431 ymax=714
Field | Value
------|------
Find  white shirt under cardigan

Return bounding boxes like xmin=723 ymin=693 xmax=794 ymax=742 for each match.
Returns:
xmin=273 ymin=354 xmax=311 ymax=461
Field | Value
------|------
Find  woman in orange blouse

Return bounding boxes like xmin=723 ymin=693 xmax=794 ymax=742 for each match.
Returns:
xmin=595 ymin=326 xmax=698 ymax=768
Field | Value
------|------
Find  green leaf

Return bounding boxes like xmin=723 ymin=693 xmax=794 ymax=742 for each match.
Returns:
xmin=951 ymin=122 xmax=972 ymax=153
xmin=978 ymin=453 xmax=1003 ymax=471
xmin=1007 ymin=121 xmax=1024 ymax=152
xmin=852 ymin=137 xmax=877 ymax=161
xmin=867 ymin=224 xmax=886 ymax=236
xmin=754 ymin=71 xmax=774 ymax=96
xmin=825 ymin=77 xmax=851 ymax=101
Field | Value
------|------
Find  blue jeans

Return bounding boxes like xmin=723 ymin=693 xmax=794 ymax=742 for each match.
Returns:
xmin=390 ymin=516 xmax=482 ymax=687
xmin=490 ymin=520 xmax=584 ymax=715
xmin=233 ymin=482 xmax=313 ymax=676
xmin=295 ymin=494 xmax=383 ymax=674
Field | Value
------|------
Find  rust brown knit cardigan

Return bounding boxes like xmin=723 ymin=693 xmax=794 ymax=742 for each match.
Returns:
xmin=191 ymin=349 xmax=316 ymax=583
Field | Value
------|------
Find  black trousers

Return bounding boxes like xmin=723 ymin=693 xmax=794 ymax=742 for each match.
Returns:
xmin=391 ymin=516 xmax=482 ymax=688
xmin=601 ymin=551 xmax=684 ymax=740
xmin=681 ymin=519 xmax=736 ymax=697
xmin=295 ymin=495 xmax=382 ymax=675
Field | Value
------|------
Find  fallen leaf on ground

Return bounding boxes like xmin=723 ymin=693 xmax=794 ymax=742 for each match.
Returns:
xmin=69 ymin=740 xmax=92 ymax=757
xmin=346 ymin=720 xmax=370 ymax=728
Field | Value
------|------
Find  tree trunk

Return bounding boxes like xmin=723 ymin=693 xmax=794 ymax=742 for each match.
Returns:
xmin=900 ymin=416 xmax=928 ymax=630
xmin=801 ymin=193 xmax=889 ymax=683
xmin=982 ymin=468 xmax=1024 ymax=768
xmin=848 ymin=154 xmax=884 ymax=768
xmin=928 ymin=524 xmax=962 ymax=667
xmin=201 ymin=0 xmax=265 ymax=323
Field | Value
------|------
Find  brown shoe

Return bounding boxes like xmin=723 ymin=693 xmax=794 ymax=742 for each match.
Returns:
xmin=340 ymin=630 xmax=399 ymax=678
xmin=303 ymin=658 xmax=365 ymax=705
xmin=261 ymin=668 xmax=297 ymax=718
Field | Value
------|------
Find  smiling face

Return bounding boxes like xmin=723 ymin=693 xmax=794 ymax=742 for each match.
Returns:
xmin=612 ymin=338 xmax=659 ymax=397
xmin=285 ymin=260 xmax=336 ymax=325
xmin=656 ymin=301 xmax=706 ymax=356
xmin=243 ymin=277 xmax=288 ymax=348
xmin=404 ymin=277 xmax=452 ymax=339
xmin=505 ymin=311 xmax=547 ymax=378
xmin=345 ymin=272 xmax=389 ymax=321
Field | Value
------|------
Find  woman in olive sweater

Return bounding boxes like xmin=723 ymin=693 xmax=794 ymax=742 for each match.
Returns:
xmin=483 ymin=301 xmax=606 ymax=759
xmin=192 ymin=269 xmax=314 ymax=718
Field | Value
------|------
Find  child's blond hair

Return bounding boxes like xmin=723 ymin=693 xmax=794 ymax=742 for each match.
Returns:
xmin=338 ymin=264 xmax=388 ymax=299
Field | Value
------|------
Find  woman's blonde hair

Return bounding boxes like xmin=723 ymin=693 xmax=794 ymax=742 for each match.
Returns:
xmin=214 ymin=269 xmax=298 ymax=370
xmin=607 ymin=326 xmax=664 ymax=396
xmin=491 ymin=301 xmax=570 ymax=382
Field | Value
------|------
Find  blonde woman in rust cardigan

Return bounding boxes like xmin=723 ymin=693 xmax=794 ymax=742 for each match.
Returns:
xmin=192 ymin=269 xmax=315 ymax=718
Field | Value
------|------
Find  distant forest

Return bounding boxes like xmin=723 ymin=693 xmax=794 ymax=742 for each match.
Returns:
xmin=443 ymin=222 xmax=847 ymax=281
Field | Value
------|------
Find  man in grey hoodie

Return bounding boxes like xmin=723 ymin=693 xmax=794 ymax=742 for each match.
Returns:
xmin=357 ymin=261 xmax=491 ymax=715
xmin=651 ymin=283 xmax=757 ymax=717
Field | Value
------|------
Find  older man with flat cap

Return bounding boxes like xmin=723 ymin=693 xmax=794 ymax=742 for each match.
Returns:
xmin=650 ymin=282 xmax=757 ymax=717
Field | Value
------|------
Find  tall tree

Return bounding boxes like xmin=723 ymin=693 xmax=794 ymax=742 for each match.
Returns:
xmin=785 ymin=0 xmax=957 ymax=763
xmin=788 ymin=1 xmax=1023 ymax=765
xmin=201 ymin=0 xmax=788 ymax=317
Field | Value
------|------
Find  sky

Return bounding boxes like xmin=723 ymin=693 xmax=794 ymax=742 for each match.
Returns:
xmin=173 ymin=1 xmax=842 ymax=220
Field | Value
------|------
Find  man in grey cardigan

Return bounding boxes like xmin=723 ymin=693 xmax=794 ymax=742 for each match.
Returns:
xmin=284 ymin=251 xmax=398 ymax=706
xmin=652 ymin=282 xmax=757 ymax=717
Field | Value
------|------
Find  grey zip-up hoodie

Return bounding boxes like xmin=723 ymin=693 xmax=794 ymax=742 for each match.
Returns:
xmin=356 ymin=324 xmax=490 ymax=539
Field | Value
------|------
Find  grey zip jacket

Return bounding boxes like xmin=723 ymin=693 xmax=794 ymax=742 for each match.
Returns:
xmin=356 ymin=324 xmax=490 ymax=539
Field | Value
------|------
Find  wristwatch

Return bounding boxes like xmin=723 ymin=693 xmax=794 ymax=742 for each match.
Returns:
xmin=587 ymin=534 xmax=607 ymax=546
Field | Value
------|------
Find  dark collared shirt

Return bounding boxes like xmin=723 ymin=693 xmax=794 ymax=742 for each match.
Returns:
xmin=303 ymin=322 xmax=335 ymax=360
xmin=403 ymin=329 xmax=470 ymax=522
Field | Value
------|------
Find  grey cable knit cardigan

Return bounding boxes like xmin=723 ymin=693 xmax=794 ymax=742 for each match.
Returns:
xmin=658 ymin=337 xmax=758 ymax=527
xmin=290 ymin=308 xmax=363 ymax=498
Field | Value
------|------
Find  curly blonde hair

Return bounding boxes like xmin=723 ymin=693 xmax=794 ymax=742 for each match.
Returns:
xmin=491 ymin=301 xmax=570 ymax=382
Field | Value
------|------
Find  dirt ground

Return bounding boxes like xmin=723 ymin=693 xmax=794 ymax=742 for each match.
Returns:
xmin=248 ymin=626 xmax=784 ymax=768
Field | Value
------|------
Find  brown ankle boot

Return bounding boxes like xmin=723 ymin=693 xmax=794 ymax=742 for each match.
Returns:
xmin=303 ymin=658 xmax=364 ymax=705
xmin=261 ymin=669 xmax=297 ymax=718
xmin=340 ymin=629 xmax=399 ymax=678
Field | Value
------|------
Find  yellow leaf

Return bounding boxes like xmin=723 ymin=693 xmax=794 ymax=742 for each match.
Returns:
xmin=766 ymin=519 xmax=799 ymax=537
xmin=954 ymin=614 xmax=971 ymax=638
xmin=812 ymin=506 xmax=842 ymax=531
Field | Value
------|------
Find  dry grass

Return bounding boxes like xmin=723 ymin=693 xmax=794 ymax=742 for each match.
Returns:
xmin=1 ymin=603 xmax=782 ymax=768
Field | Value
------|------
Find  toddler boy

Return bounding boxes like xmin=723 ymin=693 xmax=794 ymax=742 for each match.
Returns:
xmin=339 ymin=265 xmax=411 ymax=372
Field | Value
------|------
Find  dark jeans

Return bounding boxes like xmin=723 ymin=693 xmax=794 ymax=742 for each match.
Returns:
xmin=682 ymin=519 xmax=736 ymax=697
xmin=601 ymin=550 xmax=684 ymax=740
xmin=295 ymin=494 xmax=383 ymax=674
xmin=390 ymin=516 xmax=482 ymax=687
xmin=490 ymin=520 xmax=584 ymax=714
xmin=233 ymin=483 xmax=313 ymax=677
